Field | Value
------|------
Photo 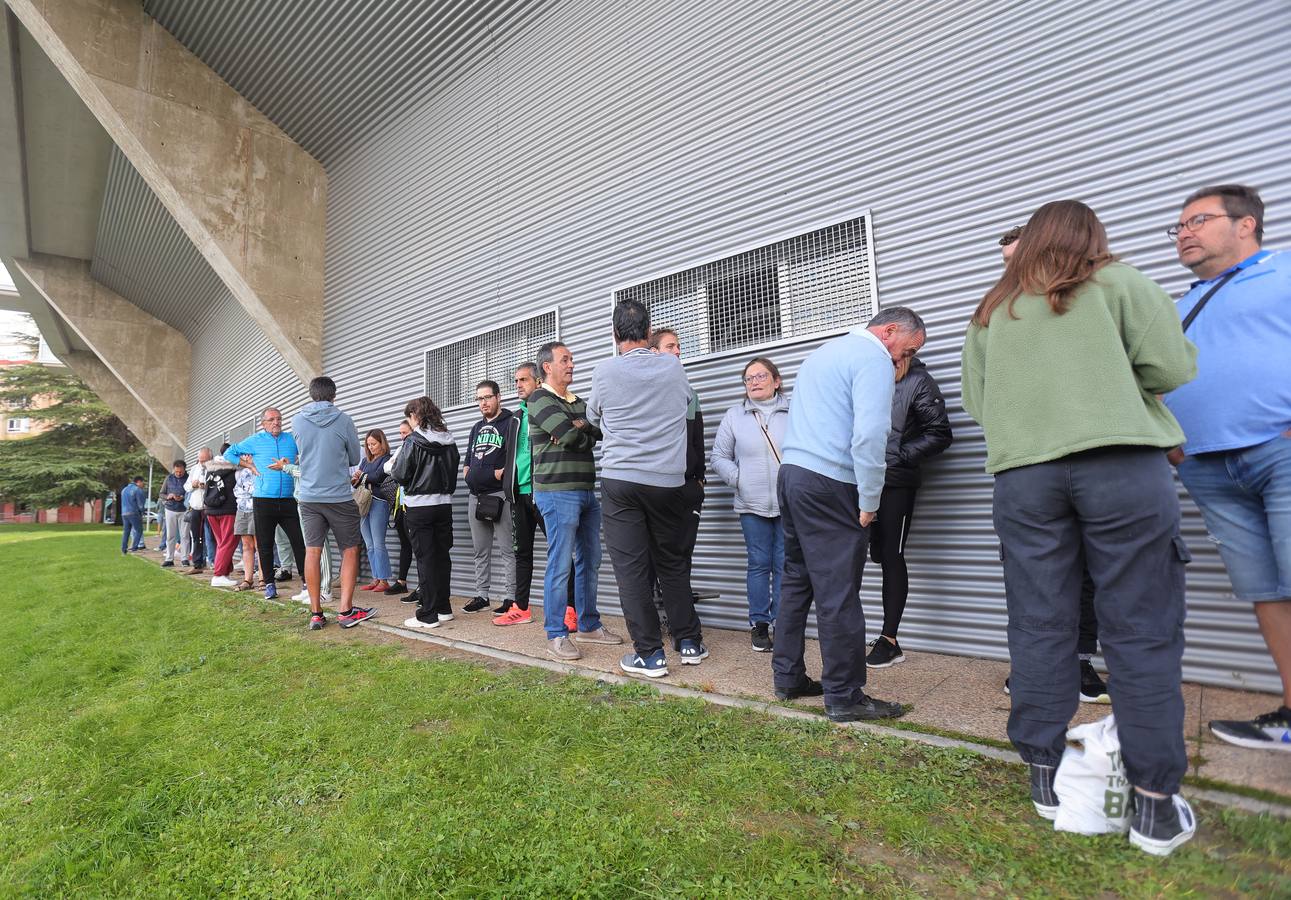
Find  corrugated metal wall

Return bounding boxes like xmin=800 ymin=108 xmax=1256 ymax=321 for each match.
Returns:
xmin=144 ymin=0 xmax=556 ymax=165
xmin=143 ymin=0 xmax=1291 ymax=691
xmin=91 ymin=148 xmax=306 ymax=451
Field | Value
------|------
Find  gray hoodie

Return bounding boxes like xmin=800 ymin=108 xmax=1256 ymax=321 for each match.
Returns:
xmin=293 ymin=400 xmax=361 ymax=503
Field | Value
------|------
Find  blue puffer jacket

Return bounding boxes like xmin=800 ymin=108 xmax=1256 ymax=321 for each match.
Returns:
xmin=223 ymin=430 xmax=298 ymax=498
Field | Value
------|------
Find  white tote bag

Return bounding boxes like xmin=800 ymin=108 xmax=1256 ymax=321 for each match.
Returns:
xmin=1053 ymin=713 xmax=1132 ymax=835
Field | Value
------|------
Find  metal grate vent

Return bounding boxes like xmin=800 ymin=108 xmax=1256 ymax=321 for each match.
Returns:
xmin=424 ymin=309 xmax=560 ymax=409
xmin=614 ymin=214 xmax=877 ymax=360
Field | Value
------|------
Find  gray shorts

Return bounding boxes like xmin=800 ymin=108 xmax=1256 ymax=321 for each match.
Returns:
xmin=234 ymin=508 xmax=255 ymax=536
xmin=299 ymin=500 xmax=362 ymax=550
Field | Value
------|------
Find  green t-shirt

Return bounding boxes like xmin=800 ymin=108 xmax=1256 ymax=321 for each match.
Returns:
xmin=516 ymin=401 xmax=533 ymax=495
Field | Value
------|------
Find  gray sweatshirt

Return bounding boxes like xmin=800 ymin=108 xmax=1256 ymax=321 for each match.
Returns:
xmin=587 ymin=347 xmax=692 ymax=488
xmin=293 ymin=401 xmax=362 ymax=503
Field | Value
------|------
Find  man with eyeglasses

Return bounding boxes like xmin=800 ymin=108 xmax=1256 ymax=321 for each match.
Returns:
xmin=462 ymin=380 xmax=516 ymax=614
xmin=1162 ymin=183 xmax=1291 ymax=754
xmin=223 ymin=407 xmax=307 ymax=601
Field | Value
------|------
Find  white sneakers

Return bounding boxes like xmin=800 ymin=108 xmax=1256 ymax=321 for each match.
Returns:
xmin=403 ymin=616 xmax=442 ymax=629
xmin=293 ymin=588 xmax=331 ymax=604
xmin=210 ymin=575 xmax=237 ymax=588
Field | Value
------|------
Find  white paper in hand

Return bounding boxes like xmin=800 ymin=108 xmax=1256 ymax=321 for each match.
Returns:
xmin=1053 ymin=713 xmax=1132 ymax=835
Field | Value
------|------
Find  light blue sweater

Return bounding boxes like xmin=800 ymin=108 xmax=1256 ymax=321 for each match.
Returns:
xmin=780 ymin=327 xmax=895 ymax=512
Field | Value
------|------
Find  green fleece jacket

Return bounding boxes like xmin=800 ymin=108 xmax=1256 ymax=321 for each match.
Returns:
xmin=961 ymin=262 xmax=1197 ymax=474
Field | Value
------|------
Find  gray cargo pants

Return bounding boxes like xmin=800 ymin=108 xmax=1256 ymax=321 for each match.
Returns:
xmin=993 ymin=447 xmax=1189 ymax=795
xmin=468 ymin=491 xmax=516 ymax=602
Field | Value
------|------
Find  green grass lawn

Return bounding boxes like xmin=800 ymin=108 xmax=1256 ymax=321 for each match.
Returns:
xmin=2 ymin=525 xmax=1289 ymax=898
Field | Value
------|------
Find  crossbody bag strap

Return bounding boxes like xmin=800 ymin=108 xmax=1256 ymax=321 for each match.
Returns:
xmin=753 ymin=410 xmax=782 ymax=465
xmin=1181 ymin=267 xmax=1241 ymax=332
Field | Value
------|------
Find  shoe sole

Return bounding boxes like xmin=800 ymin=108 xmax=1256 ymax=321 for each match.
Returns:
xmin=308 ymin=621 xmax=325 ymax=630
xmin=1033 ymin=801 xmax=1058 ymax=821
xmin=493 ymin=617 xmax=532 ymax=626
xmin=463 ymin=605 xmax=492 ymax=613
xmin=1079 ymin=691 xmax=1112 ymax=704
xmin=620 ymin=663 xmax=668 ymax=678
xmin=751 ymin=643 xmax=772 ymax=652
xmin=402 ymin=619 xmax=442 ymax=630
xmin=866 ymin=654 xmax=906 ymax=669
xmin=1130 ymin=825 xmax=1196 ymax=856
xmin=339 ymin=613 xmax=376 ymax=629
xmin=572 ymin=634 xmax=623 ymax=644
xmin=548 ymin=651 xmax=583 ymax=661
xmin=437 ymin=614 xmax=454 ymax=622
xmin=1208 ymin=725 xmax=1291 ymax=751
xmin=680 ymin=651 xmax=708 ymax=665
xmin=827 ymin=708 xmax=906 ymax=723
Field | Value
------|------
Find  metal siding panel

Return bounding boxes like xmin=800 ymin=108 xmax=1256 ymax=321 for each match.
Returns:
xmin=143 ymin=0 xmax=556 ymax=165
xmin=124 ymin=0 xmax=1290 ymax=691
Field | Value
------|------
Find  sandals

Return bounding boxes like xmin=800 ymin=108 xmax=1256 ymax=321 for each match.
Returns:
xmin=233 ymin=580 xmax=254 ymax=592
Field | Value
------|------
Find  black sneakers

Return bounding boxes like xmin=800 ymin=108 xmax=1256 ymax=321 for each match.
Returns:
xmin=1129 ymin=792 xmax=1197 ymax=856
xmin=1208 ymin=706 xmax=1291 ymax=752
xmin=750 ymin=623 xmax=772 ymax=652
xmin=403 ymin=587 xmax=421 ymax=605
xmin=865 ymin=637 xmax=905 ymax=669
xmin=1004 ymin=664 xmax=1110 ymax=703
xmin=382 ymin=580 xmax=409 ymax=595
xmin=1079 ymin=660 xmax=1110 ymax=704
xmin=775 ymin=677 xmax=824 ymax=700
xmin=1030 ymin=764 xmax=1058 ymax=820
xmin=464 ymin=596 xmax=491 ymax=613
xmin=825 ymin=694 xmax=904 ymax=722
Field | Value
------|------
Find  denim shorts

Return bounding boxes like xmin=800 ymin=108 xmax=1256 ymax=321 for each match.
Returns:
xmin=1178 ymin=433 xmax=1291 ymax=602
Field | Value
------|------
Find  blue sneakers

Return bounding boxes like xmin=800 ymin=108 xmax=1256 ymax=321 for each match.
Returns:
xmin=679 ymin=639 xmax=708 ymax=665
xmin=620 ymin=649 xmax=668 ymax=678
xmin=264 ymin=582 xmax=278 ymax=600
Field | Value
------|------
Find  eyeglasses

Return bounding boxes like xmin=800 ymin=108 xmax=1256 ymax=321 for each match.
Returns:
xmin=743 ymin=372 xmax=771 ymax=385
xmin=1167 ymin=213 xmax=1234 ymax=241
xmin=475 ymin=394 xmax=497 ymax=402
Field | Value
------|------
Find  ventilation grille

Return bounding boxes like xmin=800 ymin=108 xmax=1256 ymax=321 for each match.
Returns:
xmin=615 ymin=216 xmax=876 ymax=360
xmin=425 ymin=310 xmax=560 ymax=409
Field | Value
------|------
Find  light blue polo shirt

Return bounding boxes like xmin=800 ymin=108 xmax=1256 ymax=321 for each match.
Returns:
xmin=1164 ymin=250 xmax=1291 ymax=454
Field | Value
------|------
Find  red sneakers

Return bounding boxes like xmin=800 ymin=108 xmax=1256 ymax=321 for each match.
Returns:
xmin=493 ymin=607 xmax=532 ymax=626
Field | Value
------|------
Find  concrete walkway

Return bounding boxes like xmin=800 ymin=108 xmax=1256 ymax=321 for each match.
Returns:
xmin=141 ymin=548 xmax=1290 ymax=803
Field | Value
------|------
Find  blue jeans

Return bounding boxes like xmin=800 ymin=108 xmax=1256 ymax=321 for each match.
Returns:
xmin=121 ymin=513 xmax=143 ymax=553
xmin=1178 ymin=433 xmax=1291 ymax=601
xmin=360 ymin=497 xmax=392 ymax=581
xmin=740 ymin=513 xmax=783 ymax=625
xmin=534 ymin=489 xmax=603 ymax=639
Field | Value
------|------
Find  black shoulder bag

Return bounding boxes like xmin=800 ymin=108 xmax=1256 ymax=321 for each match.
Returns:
xmin=1181 ymin=268 xmax=1241 ymax=333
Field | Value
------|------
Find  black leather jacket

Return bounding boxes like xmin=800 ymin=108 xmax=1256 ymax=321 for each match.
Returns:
xmin=885 ymin=358 xmax=953 ymax=489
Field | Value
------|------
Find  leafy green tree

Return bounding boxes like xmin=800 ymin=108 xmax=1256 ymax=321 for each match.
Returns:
xmin=0 ymin=362 xmax=152 ymax=508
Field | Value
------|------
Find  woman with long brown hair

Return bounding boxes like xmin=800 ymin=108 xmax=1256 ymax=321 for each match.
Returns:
xmin=354 ymin=428 xmax=393 ymax=592
xmin=961 ymin=200 xmax=1200 ymax=856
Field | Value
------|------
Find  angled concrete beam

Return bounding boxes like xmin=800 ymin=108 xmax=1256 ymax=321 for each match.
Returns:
xmin=7 ymin=0 xmax=326 ymax=383
xmin=12 ymin=253 xmax=189 ymax=451
xmin=62 ymin=349 xmax=181 ymax=464
xmin=0 ymin=255 xmax=69 ymax=355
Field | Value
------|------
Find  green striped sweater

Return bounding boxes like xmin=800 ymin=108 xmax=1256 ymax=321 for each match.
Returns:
xmin=527 ymin=387 xmax=602 ymax=492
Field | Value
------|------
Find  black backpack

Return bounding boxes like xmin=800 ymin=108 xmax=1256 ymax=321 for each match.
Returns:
xmin=204 ymin=469 xmax=227 ymax=509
